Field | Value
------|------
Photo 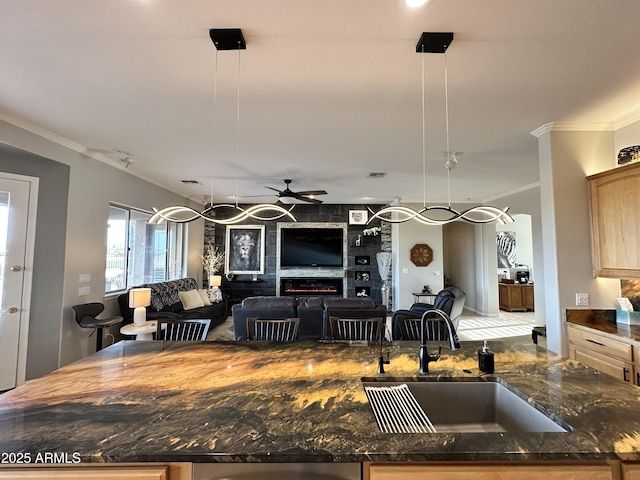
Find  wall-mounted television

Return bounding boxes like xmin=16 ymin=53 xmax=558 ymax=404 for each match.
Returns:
xmin=280 ymin=228 xmax=344 ymax=268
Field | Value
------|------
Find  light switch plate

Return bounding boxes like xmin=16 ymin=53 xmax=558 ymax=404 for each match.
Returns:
xmin=78 ymin=286 xmax=90 ymax=297
xmin=575 ymin=293 xmax=590 ymax=306
xmin=79 ymin=273 xmax=91 ymax=283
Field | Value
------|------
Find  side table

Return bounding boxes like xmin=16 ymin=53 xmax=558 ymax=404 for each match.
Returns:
xmin=120 ymin=320 xmax=164 ymax=341
xmin=412 ymin=292 xmax=437 ymax=304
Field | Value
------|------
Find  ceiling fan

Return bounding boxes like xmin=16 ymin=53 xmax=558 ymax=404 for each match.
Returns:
xmin=265 ymin=179 xmax=328 ymax=204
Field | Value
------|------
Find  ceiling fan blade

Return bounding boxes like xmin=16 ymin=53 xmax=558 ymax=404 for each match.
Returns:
xmin=291 ymin=192 xmax=323 ymax=204
xmin=295 ymin=190 xmax=328 ymax=196
xmin=265 ymin=186 xmax=285 ymax=194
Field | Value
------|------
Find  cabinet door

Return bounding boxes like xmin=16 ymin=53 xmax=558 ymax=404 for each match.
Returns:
xmin=367 ymin=463 xmax=616 ymax=480
xmin=569 ymin=344 xmax=633 ymax=384
xmin=0 ymin=463 xmax=191 ymax=480
xmin=567 ymin=326 xmax=633 ymax=362
xmin=524 ymin=285 xmax=535 ymax=310
xmin=588 ymin=162 xmax=640 ymax=278
xmin=0 ymin=467 xmax=168 ymax=479
xmin=623 ymin=463 xmax=640 ymax=479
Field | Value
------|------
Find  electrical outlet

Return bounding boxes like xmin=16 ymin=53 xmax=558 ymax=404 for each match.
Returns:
xmin=575 ymin=293 xmax=590 ymax=306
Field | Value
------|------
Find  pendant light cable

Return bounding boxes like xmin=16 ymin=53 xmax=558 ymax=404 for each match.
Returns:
xmin=444 ymin=51 xmax=452 ymax=208
xmin=235 ymin=43 xmax=241 ymax=207
xmin=421 ymin=45 xmax=426 ymax=209
xmin=210 ymin=49 xmax=218 ymax=208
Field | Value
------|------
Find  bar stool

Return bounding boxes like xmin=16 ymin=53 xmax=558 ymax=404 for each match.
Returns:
xmin=72 ymin=302 xmax=123 ymax=351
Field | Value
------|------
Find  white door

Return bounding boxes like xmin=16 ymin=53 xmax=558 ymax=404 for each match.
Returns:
xmin=0 ymin=173 xmax=38 ymax=390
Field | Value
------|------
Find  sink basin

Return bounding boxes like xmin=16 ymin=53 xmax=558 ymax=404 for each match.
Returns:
xmin=361 ymin=378 xmax=569 ymax=433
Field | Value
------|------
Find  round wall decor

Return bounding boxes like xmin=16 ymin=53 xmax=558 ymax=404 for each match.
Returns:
xmin=410 ymin=243 xmax=433 ymax=267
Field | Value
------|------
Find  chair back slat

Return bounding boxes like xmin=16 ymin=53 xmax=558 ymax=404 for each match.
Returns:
xmin=398 ymin=312 xmax=451 ymax=341
xmin=156 ymin=319 xmax=211 ymax=341
xmin=329 ymin=317 xmax=382 ymax=341
xmin=247 ymin=318 xmax=300 ymax=342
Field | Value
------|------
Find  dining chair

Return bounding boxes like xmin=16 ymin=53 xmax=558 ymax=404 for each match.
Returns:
xmin=247 ymin=318 xmax=300 ymax=342
xmin=329 ymin=316 xmax=383 ymax=341
xmin=397 ymin=309 xmax=457 ymax=342
xmin=156 ymin=318 xmax=211 ymax=341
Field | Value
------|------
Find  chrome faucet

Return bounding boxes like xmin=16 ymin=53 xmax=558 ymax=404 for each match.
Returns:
xmin=419 ymin=309 xmax=461 ymax=374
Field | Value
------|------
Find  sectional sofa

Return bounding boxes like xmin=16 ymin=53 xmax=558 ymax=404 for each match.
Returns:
xmin=231 ymin=296 xmax=387 ymax=341
xmin=117 ymin=277 xmax=228 ymax=328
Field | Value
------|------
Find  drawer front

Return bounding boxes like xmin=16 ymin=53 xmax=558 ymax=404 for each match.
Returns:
xmin=570 ymin=345 xmax=633 ymax=383
xmin=568 ymin=326 xmax=633 ymax=362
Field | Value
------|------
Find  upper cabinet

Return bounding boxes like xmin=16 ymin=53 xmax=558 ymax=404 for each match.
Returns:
xmin=588 ymin=162 xmax=640 ymax=279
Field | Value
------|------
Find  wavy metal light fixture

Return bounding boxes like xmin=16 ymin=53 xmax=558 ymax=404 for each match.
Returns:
xmin=148 ymin=28 xmax=296 ymax=225
xmin=369 ymin=32 xmax=512 ymax=226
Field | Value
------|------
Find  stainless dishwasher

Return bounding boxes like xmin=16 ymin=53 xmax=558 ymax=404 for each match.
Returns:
xmin=194 ymin=462 xmax=361 ymax=480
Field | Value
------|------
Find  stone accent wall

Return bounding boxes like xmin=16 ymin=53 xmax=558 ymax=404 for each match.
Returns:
xmin=211 ymin=204 xmax=391 ymax=305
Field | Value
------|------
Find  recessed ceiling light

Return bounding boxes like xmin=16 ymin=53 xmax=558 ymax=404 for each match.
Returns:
xmin=405 ymin=0 xmax=430 ymax=8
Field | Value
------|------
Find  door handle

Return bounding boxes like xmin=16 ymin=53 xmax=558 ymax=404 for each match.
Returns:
xmin=10 ymin=265 xmax=21 ymax=272
xmin=2 ymin=307 xmax=18 ymax=314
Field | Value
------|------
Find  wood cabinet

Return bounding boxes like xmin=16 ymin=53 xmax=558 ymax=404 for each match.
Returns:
xmin=623 ymin=463 xmax=640 ymax=479
xmin=0 ymin=463 xmax=191 ymax=479
xmin=366 ymin=462 xmax=618 ymax=480
xmin=568 ymin=324 xmax=634 ymax=384
xmin=498 ymin=283 xmax=534 ymax=312
xmin=588 ymin=162 xmax=640 ymax=279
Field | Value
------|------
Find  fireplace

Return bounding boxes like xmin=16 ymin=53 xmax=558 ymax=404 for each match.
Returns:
xmin=280 ymin=278 xmax=343 ymax=296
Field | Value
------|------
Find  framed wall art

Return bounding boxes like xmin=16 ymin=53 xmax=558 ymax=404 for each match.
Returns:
xmin=225 ymin=225 xmax=265 ymax=275
xmin=349 ymin=210 xmax=368 ymax=225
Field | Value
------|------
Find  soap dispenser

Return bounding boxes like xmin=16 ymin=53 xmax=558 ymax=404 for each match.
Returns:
xmin=478 ymin=340 xmax=494 ymax=374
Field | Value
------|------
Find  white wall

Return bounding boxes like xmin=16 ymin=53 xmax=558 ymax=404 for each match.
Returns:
xmin=535 ymin=127 xmax=621 ymax=355
xmin=391 ymin=207 xmax=444 ymax=310
xmin=0 ymin=118 xmax=204 ymax=377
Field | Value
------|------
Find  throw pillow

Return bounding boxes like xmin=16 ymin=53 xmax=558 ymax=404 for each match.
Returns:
xmin=198 ymin=289 xmax=212 ymax=306
xmin=178 ymin=289 xmax=205 ymax=310
xmin=207 ymin=286 xmax=223 ymax=303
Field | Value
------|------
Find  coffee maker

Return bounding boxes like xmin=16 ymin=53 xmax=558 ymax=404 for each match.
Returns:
xmin=509 ymin=266 xmax=530 ymax=284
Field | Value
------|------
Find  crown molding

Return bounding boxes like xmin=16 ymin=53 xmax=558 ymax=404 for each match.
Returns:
xmin=530 ymin=122 xmax=615 ymax=138
xmin=483 ymin=182 xmax=540 ymax=203
xmin=614 ymin=109 xmax=640 ymax=130
xmin=0 ymin=110 xmax=192 ymax=202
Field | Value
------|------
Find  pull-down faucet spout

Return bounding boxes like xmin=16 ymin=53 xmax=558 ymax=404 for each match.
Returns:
xmin=419 ymin=309 xmax=461 ymax=374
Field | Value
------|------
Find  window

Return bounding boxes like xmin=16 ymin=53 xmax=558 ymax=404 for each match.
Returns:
xmin=105 ymin=204 xmax=185 ymax=293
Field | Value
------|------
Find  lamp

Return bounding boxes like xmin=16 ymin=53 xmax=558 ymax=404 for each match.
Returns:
xmin=148 ymin=28 xmax=296 ymax=225
xmin=209 ymin=275 xmax=222 ymax=288
xmin=368 ymin=32 xmax=513 ymax=226
xmin=129 ymin=288 xmax=151 ymax=326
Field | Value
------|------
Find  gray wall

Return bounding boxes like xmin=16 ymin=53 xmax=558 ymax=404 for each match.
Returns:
xmin=0 ymin=144 xmax=69 ymax=379
xmin=0 ymin=118 xmax=204 ymax=378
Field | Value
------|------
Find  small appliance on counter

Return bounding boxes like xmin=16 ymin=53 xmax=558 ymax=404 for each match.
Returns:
xmin=509 ymin=265 xmax=530 ymax=284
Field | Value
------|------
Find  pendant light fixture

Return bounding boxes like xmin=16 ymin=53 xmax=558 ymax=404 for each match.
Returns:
xmin=149 ymin=28 xmax=296 ymax=225
xmin=368 ymin=32 xmax=513 ymax=226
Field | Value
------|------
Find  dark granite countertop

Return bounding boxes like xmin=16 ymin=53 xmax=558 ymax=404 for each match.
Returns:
xmin=567 ymin=308 xmax=640 ymax=342
xmin=1 ymin=338 xmax=640 ymax=464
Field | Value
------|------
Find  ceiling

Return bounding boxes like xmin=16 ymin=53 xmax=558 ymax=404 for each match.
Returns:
xmin=2 ymin=0 xmax=640 ymax=207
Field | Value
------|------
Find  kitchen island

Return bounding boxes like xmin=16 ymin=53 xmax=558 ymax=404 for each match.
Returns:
xmin=1 ymin=338 xmax=640 ymax=478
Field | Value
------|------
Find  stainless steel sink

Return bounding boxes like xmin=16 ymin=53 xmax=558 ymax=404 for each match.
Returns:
xmin=362 ymin=378 xmax=569 ymax=433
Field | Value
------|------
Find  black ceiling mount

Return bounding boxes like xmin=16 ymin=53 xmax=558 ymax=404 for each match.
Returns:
xmin=416 ymin=32 xmax=454 ymax=53
xmin=209 ymin=28 xmax=246 ymax=50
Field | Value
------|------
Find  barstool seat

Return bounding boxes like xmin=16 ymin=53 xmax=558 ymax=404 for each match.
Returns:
xmin=72 ymin=303 xmax=123 ymax=351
